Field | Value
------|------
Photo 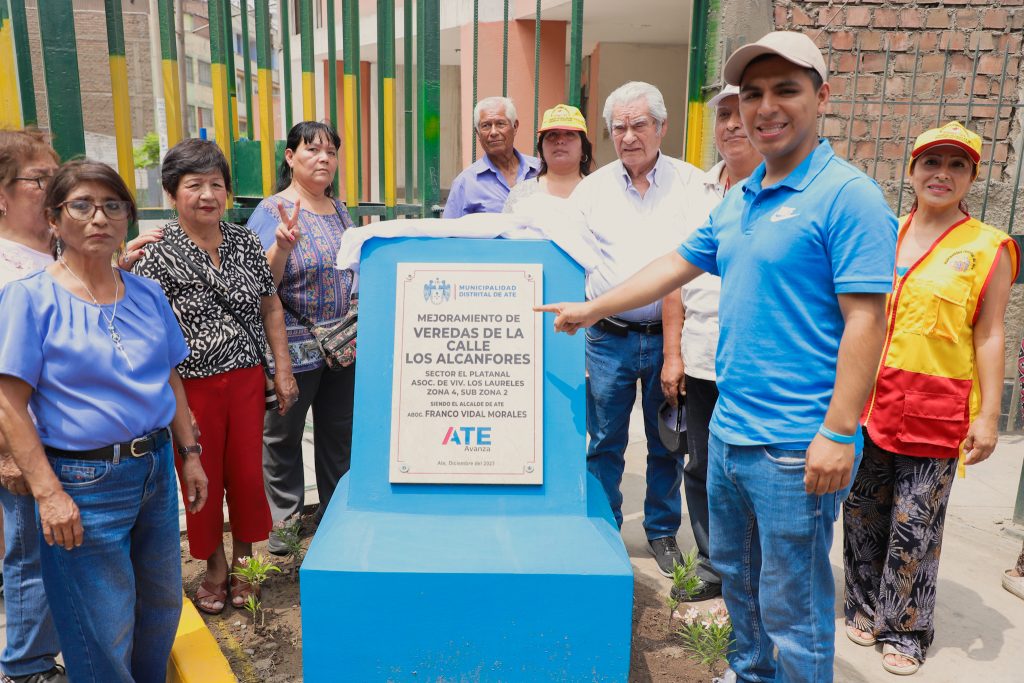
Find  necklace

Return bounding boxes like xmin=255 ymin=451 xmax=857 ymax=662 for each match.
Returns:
xmin=58 ymin=256 xmax=135 ymax=370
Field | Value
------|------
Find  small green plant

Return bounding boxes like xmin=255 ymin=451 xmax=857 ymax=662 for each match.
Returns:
xmin=275 ymin=519 xmax=306 ymax=578
xmin=231 ymin=553 xmax=281 ymax=629
xmin=670 ymin=548 xmax=703 ymax=601
xmin=665 ymin=594 xmax=680 ymax=629
xmin=676 ymin=605 xmax=735 ymax=674
xmin=132 ymin=132 xmax=161 ymax=169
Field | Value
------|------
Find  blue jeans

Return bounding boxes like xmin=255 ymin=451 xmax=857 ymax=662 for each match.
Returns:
xmin=586 ymin=326 xmax=683 ymax=540
xmin=0 ymin=488 xmax=60 ymax=677
xmin=708 ymin=434 xmax=859 ymax=683
xmin=39 ymin=441 xmax=182 ymax=683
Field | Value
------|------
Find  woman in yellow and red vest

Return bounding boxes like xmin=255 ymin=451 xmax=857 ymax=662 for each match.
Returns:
xmin=842 ymin=122 xmax=1020 ymax=676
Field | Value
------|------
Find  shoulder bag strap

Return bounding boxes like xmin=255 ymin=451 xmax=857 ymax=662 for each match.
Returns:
xmin=163 ymin=237 xmax=272 ymax=376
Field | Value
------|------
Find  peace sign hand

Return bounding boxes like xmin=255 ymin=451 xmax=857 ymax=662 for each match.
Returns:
xmin=274 ymin=199 xmax=303 ymax=251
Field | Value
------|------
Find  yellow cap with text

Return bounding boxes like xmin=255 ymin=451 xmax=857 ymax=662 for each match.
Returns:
xmin=537 ymin=104 xmax=588 ymax=134
xmin=911 ymin=121 xmax=982 ymax=165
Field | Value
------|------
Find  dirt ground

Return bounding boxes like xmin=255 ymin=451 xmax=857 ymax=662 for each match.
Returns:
xmin=181 ymin=513 xmax=724 ymax=683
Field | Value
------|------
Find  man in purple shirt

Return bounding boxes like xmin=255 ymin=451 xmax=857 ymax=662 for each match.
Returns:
xmin=442 ymin=96 xmax=541 ymax=218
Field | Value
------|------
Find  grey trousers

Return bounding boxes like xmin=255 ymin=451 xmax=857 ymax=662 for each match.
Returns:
xmin=262 ymin=363 xmax=355 ymax=523
xmin=683 ymin=374 xmax=721 ymax=584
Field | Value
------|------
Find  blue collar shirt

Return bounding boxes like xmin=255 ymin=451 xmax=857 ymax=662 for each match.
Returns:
xmin=442 ymin=149 xmax=541 ymax=218
xmin=677 ymin=140 xmax=897 ymax=448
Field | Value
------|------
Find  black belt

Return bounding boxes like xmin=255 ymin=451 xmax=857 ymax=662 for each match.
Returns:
xmin=45 ymin=427 xmax=171 ymax=462
xmin=594 ymin=316 xmax=663 ymax=336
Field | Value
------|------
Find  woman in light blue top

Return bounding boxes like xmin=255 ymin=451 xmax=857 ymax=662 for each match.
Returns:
xmin=0 ymin=160 xmax=208 ymax=683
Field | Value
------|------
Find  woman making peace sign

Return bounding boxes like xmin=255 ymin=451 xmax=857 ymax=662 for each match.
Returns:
xmin=247 ymin=121 xmax=357 ymax=548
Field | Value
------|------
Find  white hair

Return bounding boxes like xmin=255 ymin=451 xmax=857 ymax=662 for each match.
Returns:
xmin=602 ymin=81 xmax=668 ymax=134
xmin=474 ymin=96 xmax=518 ymax=129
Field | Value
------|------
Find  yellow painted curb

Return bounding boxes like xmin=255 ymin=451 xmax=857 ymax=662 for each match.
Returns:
xmin=166 ymin=594 xmax=237 ymax=683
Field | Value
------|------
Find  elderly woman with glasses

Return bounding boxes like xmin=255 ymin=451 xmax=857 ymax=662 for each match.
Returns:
xmin=0 ymin=159 xmax=209 ymax=683
xmin=134 ymin=139 xmax=298 ymax=615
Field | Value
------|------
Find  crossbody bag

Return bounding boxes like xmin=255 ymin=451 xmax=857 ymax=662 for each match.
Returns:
xmin=278 ymin=199 xmax=358 ymax=370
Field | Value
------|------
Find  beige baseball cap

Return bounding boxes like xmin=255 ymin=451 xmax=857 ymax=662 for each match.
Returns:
xmin=707 ymin=84 xmax=740 ymax=109
xmin=723 ymin=31 xmax=828 ymax=86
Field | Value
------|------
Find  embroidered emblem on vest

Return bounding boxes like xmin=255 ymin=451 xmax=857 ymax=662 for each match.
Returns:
xmin=944 ymin=250 xmax=975 ymax=272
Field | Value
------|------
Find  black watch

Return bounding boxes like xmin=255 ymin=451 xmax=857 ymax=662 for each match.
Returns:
xmin=177 ymin=443 xmax=203 ymax=458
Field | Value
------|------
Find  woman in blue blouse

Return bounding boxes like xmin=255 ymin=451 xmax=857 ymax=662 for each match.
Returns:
xmin=247 ymin=121 xmax=356 ymax=545
xmin=0 ymin=160 xmax=208 ymax=683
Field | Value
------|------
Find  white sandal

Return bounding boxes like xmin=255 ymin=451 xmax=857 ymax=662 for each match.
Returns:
xmin=881 ymin=644 xmax=921 ymax=676
xmin=845 ymin=624 xmax=876 ymax=646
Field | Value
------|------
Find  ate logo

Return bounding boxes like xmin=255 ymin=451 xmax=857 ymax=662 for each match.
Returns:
xmin=442 ymin=426 xmax=492 ymax=445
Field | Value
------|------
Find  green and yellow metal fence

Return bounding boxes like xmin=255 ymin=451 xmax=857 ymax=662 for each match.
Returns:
xmin=4 ymin=0 xmax=593 ymax=224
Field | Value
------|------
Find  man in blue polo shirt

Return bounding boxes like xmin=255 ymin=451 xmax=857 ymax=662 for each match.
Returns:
xmin=442 ymin=96 xmax=541 ymax=218
xmin=538 ymin=31 xmax=897 ymax=682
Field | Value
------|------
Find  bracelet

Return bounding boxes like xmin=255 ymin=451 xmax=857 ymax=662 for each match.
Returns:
xmin=817 ymin=425 xmax=856 ymax=444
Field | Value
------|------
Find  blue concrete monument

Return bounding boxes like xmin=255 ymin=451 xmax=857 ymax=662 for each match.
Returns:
xmin=302 ymin=236 xmax=633 ymax=681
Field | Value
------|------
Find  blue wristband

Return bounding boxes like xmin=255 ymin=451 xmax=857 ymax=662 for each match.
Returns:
xmin=818 ymin=425 xmax=856 ymax=444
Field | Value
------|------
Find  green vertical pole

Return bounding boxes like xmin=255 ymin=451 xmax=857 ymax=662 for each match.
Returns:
xmin=377 ymin=0 xmax=395 ymax=219
xmin=532 ymin=0 xmax=541 ymax=152
xmin=224 ymin=0 xmax=239 ymax=138
xmin=240 ymin=0 xmax=254 ymax=137
xmin=157 ymin=0 xmax=183 ymax=147
xmin=352 ymin=3 xmax=363 ymax=200
xmin=685 ymin=0 xmax=711 ymax=165
xmin=417 ymin=0 xmax=440 ymax=216
xmin=103 ymin=0 xmax=136 ymax=195
xmin=8 ymin=0 xmax=36 ymax=125
xmin=327 ymin=0 xmax=338 ymax=127
xmin=255 ymin=0 xmax=277 ymax=196
xmin=300 ymin=0 xmax=315 ymax=120
xmin=327 ymin=0 xmax=338 ymax=190
xmin=209 ymin=0 xmax=233 ymax=173
xmin=403 ymin=0 xmax=414 ymax=203
xmin=280 ymin=0 xmax=293 ymax=129
xmin=37 ymin=0 xmax=85 ymax=160
xmin=342 ymin=0 xmax=361 ymax=204
xmin=471 ymin=0 xmax=478 ymax=161
xmin=567 ymin=0 xmax=583 ymax=107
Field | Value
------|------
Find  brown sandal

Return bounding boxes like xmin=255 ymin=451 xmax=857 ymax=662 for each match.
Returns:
xmin=229 ymin=575 xmax=261 ymax=608
xmin=195 ymin=579 xmax=228 ymax=615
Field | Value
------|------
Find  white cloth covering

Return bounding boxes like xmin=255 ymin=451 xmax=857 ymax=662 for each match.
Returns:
xmin=336 ymin=195 xmax=602 ymax=292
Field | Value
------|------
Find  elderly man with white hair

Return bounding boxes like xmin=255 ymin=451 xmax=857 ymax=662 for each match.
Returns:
xmin=570 ymin=81 xmax=708 ymax=577
xmin=442 ymin=96 xmax=541 ymax=218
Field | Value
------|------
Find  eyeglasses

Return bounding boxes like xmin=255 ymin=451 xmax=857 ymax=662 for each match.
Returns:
xmin=59 ymin=199 xmax=132 ymax=221
xmin=13 ymin=175 xmax=52 ymax=190
xmin=610 ymin=117 xmax=655 ymax=137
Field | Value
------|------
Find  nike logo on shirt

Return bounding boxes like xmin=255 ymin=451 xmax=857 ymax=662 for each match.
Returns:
xmin=770 ymin=206 xmax=800 ymax=222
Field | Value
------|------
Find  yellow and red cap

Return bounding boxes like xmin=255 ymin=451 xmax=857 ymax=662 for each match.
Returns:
xmin=911 ymin=121 xmax=982 ymax=166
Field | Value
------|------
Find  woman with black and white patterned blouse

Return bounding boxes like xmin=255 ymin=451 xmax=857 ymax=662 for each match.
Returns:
xmin=135 ymin=139 xmax=298 ymax=615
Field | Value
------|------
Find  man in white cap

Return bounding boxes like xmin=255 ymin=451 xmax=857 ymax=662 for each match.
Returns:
xmin=662 ymin=83 xmax=762 ymax=604
xmin=537 ymin=32 xmax=897 ymax=682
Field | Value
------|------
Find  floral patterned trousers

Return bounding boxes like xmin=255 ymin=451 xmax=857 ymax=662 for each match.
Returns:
xmin=843 ymin=434 xmax=957 ymax=661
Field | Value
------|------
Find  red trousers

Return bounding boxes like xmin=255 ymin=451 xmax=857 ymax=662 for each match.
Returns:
xmin=177 ymin=365 xmax=271 ymax=559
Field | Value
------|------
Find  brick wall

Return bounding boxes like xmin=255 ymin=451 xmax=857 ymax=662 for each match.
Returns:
xmin=773 ymin=0 xmax=1024 ymax=190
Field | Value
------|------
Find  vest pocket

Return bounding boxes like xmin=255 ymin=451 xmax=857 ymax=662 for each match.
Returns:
xmin=925 ymin=278 xmax=970 ymax=343
xmin=897 ymin=389 xmax=968 ymax=449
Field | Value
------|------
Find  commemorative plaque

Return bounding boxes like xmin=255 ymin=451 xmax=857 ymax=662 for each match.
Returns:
xmin=389 ymin=262 xmax=543 ymax=484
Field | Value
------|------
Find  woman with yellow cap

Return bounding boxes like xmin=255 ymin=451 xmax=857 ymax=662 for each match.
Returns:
xmin=503 ymin=104 xmax=593 ymax=212
xmin=843 ymin=122 xmax=1020 ymax=676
